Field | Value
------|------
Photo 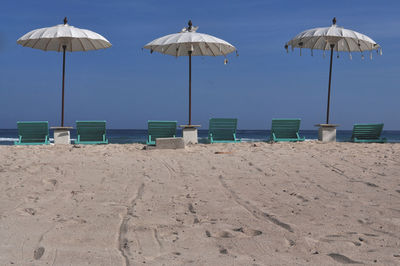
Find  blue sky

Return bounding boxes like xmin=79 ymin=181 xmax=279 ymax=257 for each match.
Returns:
xmin=1 ymin=0 xmax=399 ymax=129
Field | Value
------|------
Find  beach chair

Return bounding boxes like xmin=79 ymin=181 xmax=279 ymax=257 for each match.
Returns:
xmin=208 ymin=118 xmax=240 ymax=143
xmin=147 ymin=120 xmax=177 ymax=145
xmin=351 ymin=123 xmax=387 ymax=143
xmin=75 ymin=121 xmax=108 ymax=144
xmin=15 ymin=121 xmax=50 ymax=145
xmin=270 ymin=118 xmax=305 ymax=142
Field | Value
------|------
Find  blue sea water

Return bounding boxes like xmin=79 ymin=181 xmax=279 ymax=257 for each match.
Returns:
xmin=1 ymin=129 xmax=400 ymax=145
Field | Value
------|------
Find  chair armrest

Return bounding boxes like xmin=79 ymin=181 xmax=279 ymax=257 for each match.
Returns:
xmin=209 ymin=133 xmax=213 ymax=143
xmin=296 ymin=132 xmax=305 ymax=140
xmin=14 ymin=136 xmax=22 ymax=145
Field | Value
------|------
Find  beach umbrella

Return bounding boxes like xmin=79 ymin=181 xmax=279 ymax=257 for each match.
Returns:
xmin=17 ymin=17 xmax=111 ymax=127
xmin=285 ymin=18 xmax=381 ymax=124
xmin=144 ymin=20 xmax=236 ymax=125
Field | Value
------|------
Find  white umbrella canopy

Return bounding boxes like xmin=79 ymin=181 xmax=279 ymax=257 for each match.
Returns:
xmin=144 ymin=29 xmax=236 ymax=57
xmin=17 ymin=23 xmax=111 ymax=52
xmin=285 ymin=18 xmax=381 ymax=124
xmin=17 ymin=17 xmax=111 ymax=126
xmin=144 ymin=20 xmax=236 ymax=125
xmin=286 ymin=21 xmax=380 ymax=53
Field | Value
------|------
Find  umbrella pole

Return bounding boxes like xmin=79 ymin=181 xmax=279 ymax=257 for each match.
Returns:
xmin=61 ymin=45 xmax=66 ymax=127
xmin=188 ymin=51 xmax=192 ymax=125
xmin=326 ymin=44 xmax=334 ymax=124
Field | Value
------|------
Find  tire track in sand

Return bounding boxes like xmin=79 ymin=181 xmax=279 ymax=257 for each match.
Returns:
xmin=117 ymin=183 xmax=145 ymax=266
xmin=218 ymin=175 xmax=293 ymax=233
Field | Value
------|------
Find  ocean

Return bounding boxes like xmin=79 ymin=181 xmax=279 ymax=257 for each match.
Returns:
xmin=1 ymin=129 xmax=400 ymax=145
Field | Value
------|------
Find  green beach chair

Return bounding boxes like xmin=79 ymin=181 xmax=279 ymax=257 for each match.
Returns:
xmin=208 ymin=118 xmax=240 ymax=143
xmin=147 ymin=120 xmax=177 ymax=145
xmin=351 ymin=123 xmax=387 ymax=143
xmin=75 ymin=121 xmax=108 ymax=144
xmin=270 ymin=118 xmax=305 ymax=142
xmin=15 ymin=121 xmax=50 ymax=145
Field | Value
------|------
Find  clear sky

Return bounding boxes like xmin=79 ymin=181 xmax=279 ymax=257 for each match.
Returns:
xmin=1 ymin=0 xmax=399 ymax=129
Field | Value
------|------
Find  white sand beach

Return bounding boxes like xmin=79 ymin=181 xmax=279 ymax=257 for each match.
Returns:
xmin=1 ymin=142 xmax=400 ymax=265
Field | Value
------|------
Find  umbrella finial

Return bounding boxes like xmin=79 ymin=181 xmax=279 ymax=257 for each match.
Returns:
xmin=188 ymin=20 xmax=192 ymax=31
xmin=64 ymin=17 xmax=68 ymax=25
xmin=332 ymin=17 xmax=336 ymax=25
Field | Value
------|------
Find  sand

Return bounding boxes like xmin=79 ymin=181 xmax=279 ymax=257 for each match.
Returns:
xmin=0 ymin=142 xmax=400 ymax=265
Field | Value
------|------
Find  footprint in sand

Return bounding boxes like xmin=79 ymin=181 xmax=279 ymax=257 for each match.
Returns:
xmin=34 ymin=247 xmax=45 ymax=260
xmin=284 ymin=238 xmax=296 ymax=247
xmin=363 ymin=233 xmax=378 ymax=237
xmin=327 ymin=253 xmax=362 ymax=264
xmin=19 ymin=208 xmax=37 ymax=216
xmin=42 ymin=178 xmax=58 ymax=186
xmin=188 ymin=203 xmax=196 ymax=214
xmin=219 ymin=247 xmax=228 ymax=254
xmin=215 ymin=228 xmax=262 ymax=239
xmin=218 ymin=231 xmax=234 ymax=238
xmin=233 ymin=227 xmax=263 ymax=237
xmin=364 ymin=182 xmax=378 ymax=188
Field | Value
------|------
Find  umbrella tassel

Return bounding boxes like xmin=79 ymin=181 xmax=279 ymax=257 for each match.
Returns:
xmin=323 ymin=50 xmax=326 ymax=58
xmin=361 ymin=53 xmax=365 ymax=60
xmin=337 ymin=51 xmax=339 ymax=58
xmin=370 ymin=51 xmax=373 ymax=60
xmin=380 ymin=48 xmax=383 ymax=56
xmin=349 ymin=53 xmax=352 ymax=60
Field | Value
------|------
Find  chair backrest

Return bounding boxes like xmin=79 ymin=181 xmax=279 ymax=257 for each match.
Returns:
xmin=148 ymin=120 xmax=177 ymax=142
xmin=17 ymin=121 xmax=49 ymax=143
xmin=209 ymin=118 xmax=238 ymax=140
xmin=76 ymin=121 xmax=107 ymax=141
xmin=352 ymin=123 xmax=384 ymax=140
xmin=271 ymin=119 xmax=301 ymax=139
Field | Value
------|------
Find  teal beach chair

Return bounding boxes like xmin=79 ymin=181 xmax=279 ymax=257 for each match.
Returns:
xmin=75 ymin=121 xmax=108 ymax=144
xmin=351 ymin=123 xmax=387 ymax=143
xmin=270 ymin=118 xmax=305 ymax=142
xmin=208 ymin=118 xmax=240 ymax=143
xmin=15 ymin=121 xmax=50 ymax=145
xmin=147 ymin=120 xmax=177 ymax=145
